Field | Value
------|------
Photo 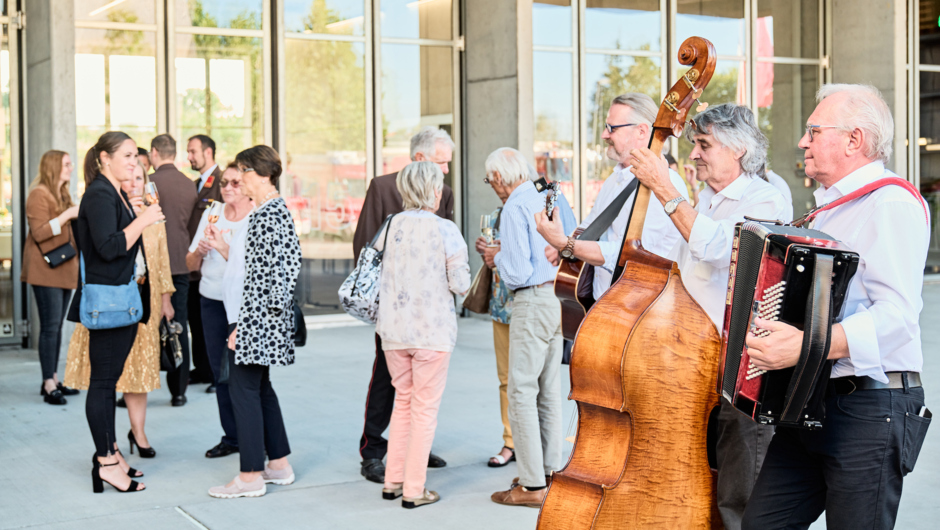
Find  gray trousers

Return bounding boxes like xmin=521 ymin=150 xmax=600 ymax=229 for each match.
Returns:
xmin=507 ymin=287 xmax=563 ymax=488
xmin=716 ymin=399 xmax=774 ymax=530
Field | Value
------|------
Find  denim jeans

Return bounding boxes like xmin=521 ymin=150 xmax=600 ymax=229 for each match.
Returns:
xmin=31 ymin=285 xmax=72 ymax=380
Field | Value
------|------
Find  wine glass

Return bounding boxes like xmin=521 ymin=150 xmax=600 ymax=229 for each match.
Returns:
xmin=207 ymin=201 xmax=223 ymax=224
xmin=144 ymin=182 xmax=165 ymax=223
xmin=481 ymin=214 xmax=493 ymax=245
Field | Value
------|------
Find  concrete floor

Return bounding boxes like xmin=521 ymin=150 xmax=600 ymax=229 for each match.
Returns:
xmin=3 ymin=285 xmax=940 ymax=529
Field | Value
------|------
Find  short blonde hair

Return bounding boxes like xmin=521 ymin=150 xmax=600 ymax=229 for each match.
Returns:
xmin=397 ymin=161 xmax=444 ymax=210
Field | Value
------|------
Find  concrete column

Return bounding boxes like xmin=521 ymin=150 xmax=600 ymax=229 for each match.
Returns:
xmin=830 ymin=0 xmax=907 ymax=177
xmin=464 ymin=0 xmax=533 ymax=274
xmin=25 ymin=0 xmax=77 ymax=184
xmin=24 ymin=0 xmax=76 ymax=347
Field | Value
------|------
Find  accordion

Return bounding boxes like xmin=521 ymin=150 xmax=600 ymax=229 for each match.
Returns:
xmin=718 ymin=221 xmax=859 ymax=429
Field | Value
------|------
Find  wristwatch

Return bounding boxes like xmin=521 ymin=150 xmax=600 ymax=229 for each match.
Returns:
xmin=664 ymin=196 xmax=687 ymax=216
xmin=560 ymin=236 xmax=576 ymax=260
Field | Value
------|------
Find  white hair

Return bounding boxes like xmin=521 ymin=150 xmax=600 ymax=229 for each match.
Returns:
xmin=685 ymin=103 xmax=768 ymax=176
xmin=409 ymin=127 xmax=455 ymax=160
xmin=397 ymin=161 xmax=443 ymax=210
xmin=816 ymin=84 xmax=894 ymax=163
xmin=484 ymin=148 xmax=530 ymax=186
xmin=610 ymin=93 xmax=658 ymax=126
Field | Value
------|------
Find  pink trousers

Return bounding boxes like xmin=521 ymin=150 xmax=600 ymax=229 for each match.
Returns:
xmin=383 ymin=348 xmax=451 ymax=498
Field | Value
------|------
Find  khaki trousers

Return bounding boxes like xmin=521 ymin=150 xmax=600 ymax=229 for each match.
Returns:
xmin=492 ymin=321 xmax=513 ymax=449
xmin=507 ymin=287 xmax=563 ymax=488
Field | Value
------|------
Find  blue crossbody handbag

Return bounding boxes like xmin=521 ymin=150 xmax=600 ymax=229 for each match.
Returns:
xmin=79 ymin=252 xmax=144 ymax=330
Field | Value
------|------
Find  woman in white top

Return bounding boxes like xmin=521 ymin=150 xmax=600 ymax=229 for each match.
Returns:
xmin=186 ymin=164 xmax=253 ymax=458
xmin=376 ymin=161 xmax=470 ymax=509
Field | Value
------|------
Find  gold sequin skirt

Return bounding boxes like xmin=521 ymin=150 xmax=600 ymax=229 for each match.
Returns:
xmin=63 ymin=314 xmax=162 ymax=394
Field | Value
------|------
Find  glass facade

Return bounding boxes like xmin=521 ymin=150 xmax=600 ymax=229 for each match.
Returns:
xmin=0 ymin=16 xmax=15 ymax=339
xmin=533 ymin=0 xmax=824 ymax=222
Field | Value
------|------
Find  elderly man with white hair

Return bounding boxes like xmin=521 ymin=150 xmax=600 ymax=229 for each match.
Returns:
xmin=630 ymin=103 xmax=791 ymax=530
xmin=740 ymin=85 xmax=930 ymax=529
xmin=354 ymin=126 xmax=456 ymax=484
xmin=480 ymin=147 xmax=576 ymax=507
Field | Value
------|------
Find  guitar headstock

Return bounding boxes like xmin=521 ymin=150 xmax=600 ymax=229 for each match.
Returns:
xmin=544 ymin=182 xmax=560 ymax=221
xmin=651 ymin=37 xmax=717 ymax=148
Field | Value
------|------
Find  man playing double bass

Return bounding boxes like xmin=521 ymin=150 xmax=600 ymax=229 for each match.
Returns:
xmin=628 ymin=104 xmax=791 ymax=530
xmin=538 ymin=93 xmax=689 ymax=297
xmin=741 ymin=84 xmax=930 ymax=529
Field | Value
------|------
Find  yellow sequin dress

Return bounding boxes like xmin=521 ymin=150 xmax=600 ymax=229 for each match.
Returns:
xmin=64 ymin=222 xmax=176 ymax=393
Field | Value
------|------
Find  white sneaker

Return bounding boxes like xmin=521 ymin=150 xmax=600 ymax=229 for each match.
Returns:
xmin=208 ymin=476 xmax=267 ymax=498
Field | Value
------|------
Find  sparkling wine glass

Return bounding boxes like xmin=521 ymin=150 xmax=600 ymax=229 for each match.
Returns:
xmin=144 ymin=182 xmax=164 ymax=223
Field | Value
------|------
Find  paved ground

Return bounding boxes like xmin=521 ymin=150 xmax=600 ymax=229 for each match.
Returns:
xmin=3 ymin=285 xmax=940 ymax=529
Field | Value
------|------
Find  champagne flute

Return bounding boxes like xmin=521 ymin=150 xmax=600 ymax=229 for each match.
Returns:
xmin=144 ymin=182 xmax=165 ymax=223
xmin=481 ymin=214 xmax=493 ymax=246
xmin=207 ymin=201 xmax=223 ymax=224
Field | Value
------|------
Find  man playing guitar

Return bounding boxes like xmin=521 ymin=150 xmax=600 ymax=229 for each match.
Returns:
xmin=536 ymin=93 xmax=688 ymax=300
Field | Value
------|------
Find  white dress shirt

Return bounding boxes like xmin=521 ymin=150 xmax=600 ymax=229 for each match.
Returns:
xmin=766 ymin=169 xmax=794 ymax=221
xmin=198 ymin=164 xmax=218 ymax=192
xmin=810 ymin=162 xmax=929 ymax=383
xmin=669 ymin=173 xmax=791 ymax=332
xmin=581 ymin=165 xmax=689 ymax=300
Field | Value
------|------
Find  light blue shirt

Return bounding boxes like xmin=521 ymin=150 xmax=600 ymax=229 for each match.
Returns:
xmin=197 ymin=164 xmax=218 ymax=192
xmin=493 ymin=182 xmax=577 ymax=291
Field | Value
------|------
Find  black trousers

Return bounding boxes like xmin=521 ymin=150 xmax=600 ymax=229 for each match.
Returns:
xmin=202 ymin=296 xmax=237 ymax=447
xmin=228 ymin=324 xmax=290 ymax=472
xmin=165 ymin=274 xmax=190 ymax=398
xmin=742 ymin=386 xmax=929 ymax=530
xmin=86 ymin=324 xmax=138 ymax=456
xmin=359 ymin=333 xmax=395 ymax=461
xmin=716 ymin=400 xmax=774 ymax=530
xmin=188 ymin=279 xmax=212 ymax=383
xmin=31 ymin=285 xmax=72 ymax=381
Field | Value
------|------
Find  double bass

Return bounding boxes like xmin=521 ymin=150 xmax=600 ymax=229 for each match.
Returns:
xmin=537 ymin=37 xmax=721 ymax=529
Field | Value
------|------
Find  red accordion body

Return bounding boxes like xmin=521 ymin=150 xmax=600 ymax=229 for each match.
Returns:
xmin=718 ymin=221 xmax=860 ymax=429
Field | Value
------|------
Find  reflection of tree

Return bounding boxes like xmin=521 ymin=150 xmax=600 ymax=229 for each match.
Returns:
xmin=183 ymin=0 xmax=263 ymax=162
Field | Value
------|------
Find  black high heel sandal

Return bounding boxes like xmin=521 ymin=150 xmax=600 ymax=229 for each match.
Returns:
xmin=128 ymin=430 xmax=156 ymax=458
xmin=92 ymin=456 xmax=145 ymax=493
xmin=109 ymin=450 xmax=144 ymax=478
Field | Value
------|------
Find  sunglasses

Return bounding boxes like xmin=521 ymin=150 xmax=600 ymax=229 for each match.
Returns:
xmin=220 ymin=179 xmax=241 ymax=188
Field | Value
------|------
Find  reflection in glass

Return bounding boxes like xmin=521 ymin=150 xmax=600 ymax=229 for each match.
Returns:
xmin=176 ymin=0 xmax=263 ymax=29
xmin=175 ymin=33 xmax=263 ymax=168
xmin=675 ymin=60 xmax=745 ymax=165
xmin=381 ymin=44 xmax=454 ymax=179
xmin=77 ymin=0 xmax=156 ymax=24
xmin=283 ymin=38 xmax=366 ymax=314
xmin=283 ymin=0 xmax=365 ymax=35
xmin=585 ymin=0 xmax=660 ymax=52
xmin=585 ymin=53 xmax=661 ymax=210
xmin=381 ymin=0 xmax=452 ymax=41
xmin=756 ymin=0 xmax=819 ymax=58
xmin=677 ymin=0 xmax=745 ymax=56
xmin=533 ymin=0 xmax=572 ymax=48
xmin=0 ymin=24 xmax=13 ymax=335
xmin=75 ymin=29 xmax=157 ymax=188
xmin=758 ymin=64 xmax=817 ymax=215
xmin=534 ymin=51 xmax=574 ymax=208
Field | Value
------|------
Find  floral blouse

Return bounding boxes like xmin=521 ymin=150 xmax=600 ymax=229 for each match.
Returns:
xmin=488 ymin=208 xmax=513 ymax=324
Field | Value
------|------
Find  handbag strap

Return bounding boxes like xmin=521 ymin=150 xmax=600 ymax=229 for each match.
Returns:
xmin=578 ymin=177 xmax=640 ymax=242
xmin=369 ymin=213 xmax=397 ymax=251
xmin=32 ymin=220 xmax=74 ymax=255
xmin=79 ymin=252 xmax=86 ymax=285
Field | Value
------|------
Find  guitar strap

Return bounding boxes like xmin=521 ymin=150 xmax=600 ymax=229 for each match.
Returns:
xmin=577 ymin=177 xmax=641 ymax=242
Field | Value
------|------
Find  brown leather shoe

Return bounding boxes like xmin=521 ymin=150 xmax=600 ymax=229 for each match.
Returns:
xmin=512 ymin=475 xmax=552 ymax=486
xmin=491 ymin=483 xmax=546 ymax=508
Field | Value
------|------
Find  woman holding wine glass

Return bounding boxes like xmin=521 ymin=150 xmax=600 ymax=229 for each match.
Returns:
xmin=66 ymin=131 xmax=164 ymax=493
xmin=186 ymin=163 xmax=253 ymax=458
xmin=66 ymin=160 xmax=176 ymax=460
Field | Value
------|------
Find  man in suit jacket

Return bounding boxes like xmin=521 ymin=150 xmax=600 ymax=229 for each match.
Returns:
xmin=354 ymin=127 xmax=455 ymax=484
xmin=149 ymin=133 xmax=198 ymax=406
xmin=186 ymin=135 xmax=224 ymax=390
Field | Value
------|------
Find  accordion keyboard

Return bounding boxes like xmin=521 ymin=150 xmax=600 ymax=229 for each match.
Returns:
xmin=745 ymin=281 xmax=786 ymax=381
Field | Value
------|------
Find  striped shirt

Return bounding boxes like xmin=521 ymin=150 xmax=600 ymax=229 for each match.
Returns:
xmin=494 ymin=182 xmax=577 ymax=291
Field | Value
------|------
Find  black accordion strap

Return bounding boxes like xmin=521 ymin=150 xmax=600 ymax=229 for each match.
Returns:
xmin=780 ymin=253 xmax=835 ymax=425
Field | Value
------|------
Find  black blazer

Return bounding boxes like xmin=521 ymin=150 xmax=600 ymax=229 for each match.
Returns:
xmin=67 ymin=174 xmax=151 ymax=323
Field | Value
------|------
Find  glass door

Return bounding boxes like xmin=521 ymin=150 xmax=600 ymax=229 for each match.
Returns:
xmin=0 ymin=15 xmax=23 ymax=343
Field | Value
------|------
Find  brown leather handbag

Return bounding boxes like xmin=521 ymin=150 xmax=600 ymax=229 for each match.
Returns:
xmin=462 ymin=264 xmax=492 ymax=314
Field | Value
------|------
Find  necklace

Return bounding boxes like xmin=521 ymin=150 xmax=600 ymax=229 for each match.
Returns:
xmin=259 ymin=189 xmax=280 ymax=206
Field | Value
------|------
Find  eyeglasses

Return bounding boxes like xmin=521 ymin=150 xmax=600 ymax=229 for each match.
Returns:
xmin=804 ymin=124 xmax=846 ymax=142
xmin=237 ymin=167 xmax=255 ymax=174
xmin=605 ymin=123 xmax=639 ymax=134
xmin=63 ymin=162 xmax=74 ymax=169
xmin=483 ymin=175 xmax=492 ymax=184
xmin=220 ymin=179 xmax=241 ymax=189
